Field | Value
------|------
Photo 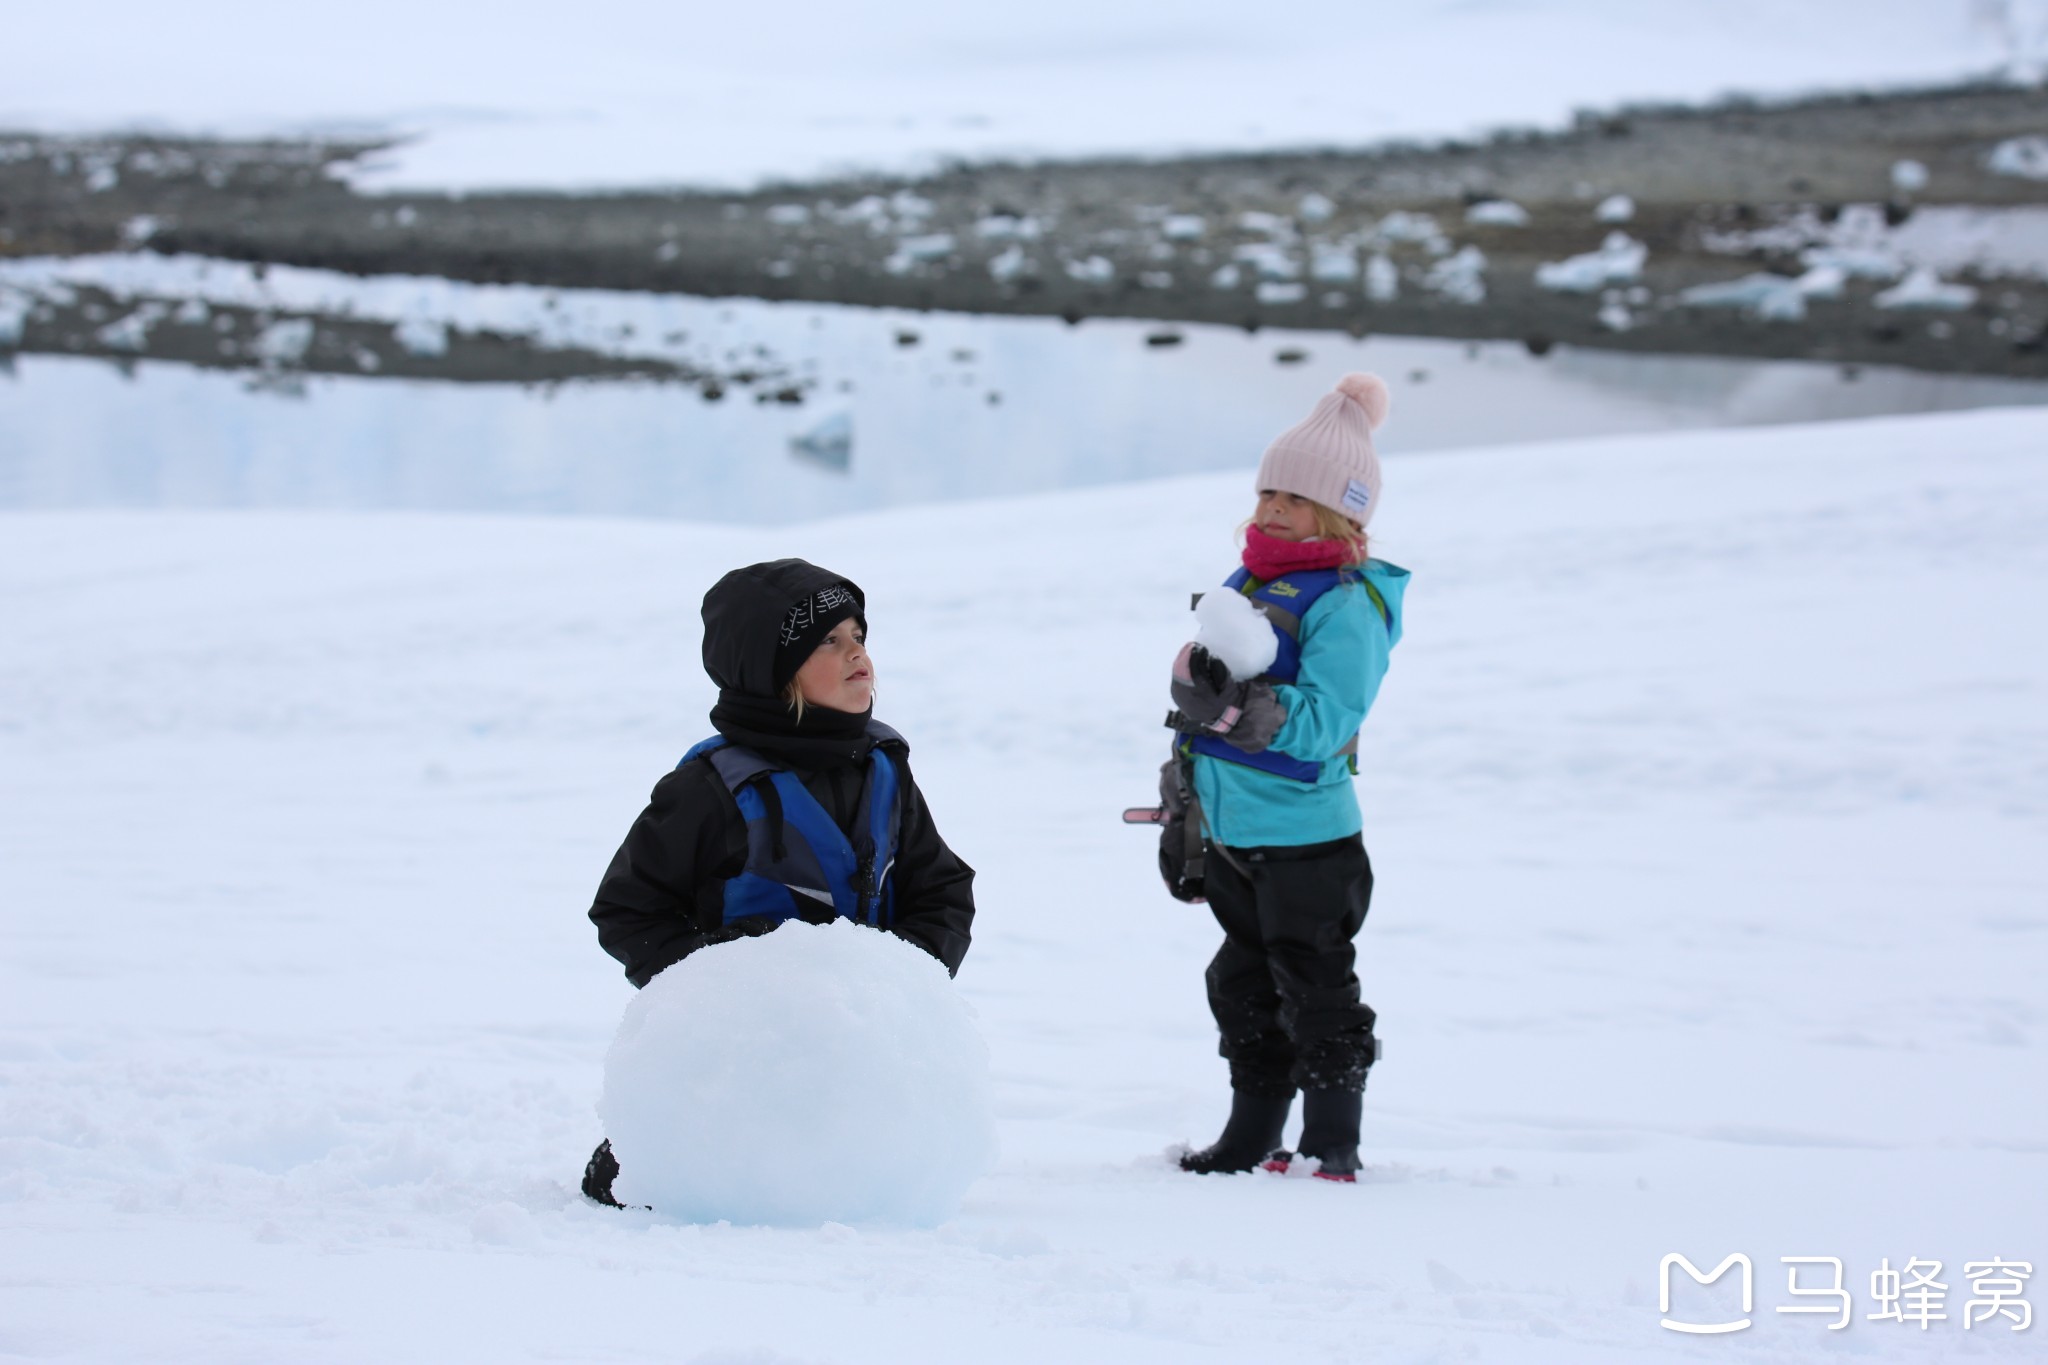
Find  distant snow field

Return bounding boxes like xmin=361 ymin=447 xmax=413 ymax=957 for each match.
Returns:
xmin=3 ymin=0 xmax=2042 ymax=188
xmin=2 ymin=401 xmax=2044 ymax=1361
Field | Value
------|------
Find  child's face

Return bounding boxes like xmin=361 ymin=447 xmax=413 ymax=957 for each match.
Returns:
xmin=1254 ymin=489 xmax=1320 ymax=542
xmin=793 ymin=619 xmax=874 ymax=714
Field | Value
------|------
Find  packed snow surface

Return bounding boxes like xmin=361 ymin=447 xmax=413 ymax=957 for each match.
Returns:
xmin=4 ymin=1 xmax=2039 ymax=188
xmin=2 ymin=403 xmax=2045 ymax=1361
xmin=600 ymin=920 xmax=995 ymax=1226
xmin=1192 ymin=587 xmax=1280 ymax=681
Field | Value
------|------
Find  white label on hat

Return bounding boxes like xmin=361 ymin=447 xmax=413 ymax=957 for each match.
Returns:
xmin=1342 ymin=479 xmax=1372 ymax=514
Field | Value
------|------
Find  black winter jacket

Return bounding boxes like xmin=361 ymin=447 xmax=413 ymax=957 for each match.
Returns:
xmin=588 ymin=743 xmax=976 ymax=986
xmin=589 ymin=557 xmax=974 ymax=988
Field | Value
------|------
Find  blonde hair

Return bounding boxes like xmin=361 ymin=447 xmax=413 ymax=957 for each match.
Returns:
xmin=781 ymin=677 xmax=876 ymax=722
xmin=1241 ymin=500 xmax=1371 ymax=567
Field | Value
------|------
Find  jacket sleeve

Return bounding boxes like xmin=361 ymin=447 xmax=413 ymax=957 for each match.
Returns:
xmin=887 ymin=756 xmax=976 ymax=976
xmin=588 ymin=763 xmax=748 ymax=988
xmin=1268 ymin=583 xmax=1389 ymax=763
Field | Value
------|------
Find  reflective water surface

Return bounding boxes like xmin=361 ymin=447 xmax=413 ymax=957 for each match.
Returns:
xmin=5 ymin=296 xmax=2044 ymax=524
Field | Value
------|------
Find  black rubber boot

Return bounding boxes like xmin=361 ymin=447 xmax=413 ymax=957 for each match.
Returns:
xmin=1296 ymin=1089 xmax=1363 ymax=1181
xmin=1179 ymin=1090 xmax=1294 ymax=1174
xmin=581 ymin=1139 xmax=627 ymax=1208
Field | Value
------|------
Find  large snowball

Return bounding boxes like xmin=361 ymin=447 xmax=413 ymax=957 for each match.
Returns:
xmin=1193 ymin=589 xmax=1279 ymax=681
xmin=598 ymin=919 xmax=995 ymax=1226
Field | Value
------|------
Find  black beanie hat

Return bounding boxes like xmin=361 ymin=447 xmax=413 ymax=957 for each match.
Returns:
xmin=773 ymin=581 xmax=866 ymax=693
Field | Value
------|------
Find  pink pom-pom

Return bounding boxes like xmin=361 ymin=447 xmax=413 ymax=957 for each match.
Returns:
xmin=1334 ymin=372 xmax=1391 ymax=430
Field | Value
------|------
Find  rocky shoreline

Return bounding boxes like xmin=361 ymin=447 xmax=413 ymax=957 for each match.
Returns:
xmin=4 ymin=83 xmax=2046 ymax=381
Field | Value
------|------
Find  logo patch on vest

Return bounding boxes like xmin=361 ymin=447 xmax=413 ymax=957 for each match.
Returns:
xmin=1342 ymin=479 xmax=1373 ymax=515
xmin=1265 ymin=581 xmax=1301 ymax=598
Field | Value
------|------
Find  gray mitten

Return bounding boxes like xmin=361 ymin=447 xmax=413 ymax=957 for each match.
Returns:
xmin=1167 ymin=643 xmax=1287 ymax=753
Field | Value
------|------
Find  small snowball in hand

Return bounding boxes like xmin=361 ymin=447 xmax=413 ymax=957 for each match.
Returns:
xmin=1193 ymin=590 xmax=1278 ymax=681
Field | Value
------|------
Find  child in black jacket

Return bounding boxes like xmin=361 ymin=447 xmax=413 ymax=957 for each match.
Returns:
xmin=581 ymin=558 xmax=976 ymax=1204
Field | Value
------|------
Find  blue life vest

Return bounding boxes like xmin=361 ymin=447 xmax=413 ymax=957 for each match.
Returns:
xmin=1186 ymin=567 xmax=1389 ymax=783
xmin=677 ymin=722 xmax=904 ymax=928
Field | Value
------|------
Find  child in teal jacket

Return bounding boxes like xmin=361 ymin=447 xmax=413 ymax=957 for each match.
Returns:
xmin=1161 ymin=372 xmax=1408 ymax=1182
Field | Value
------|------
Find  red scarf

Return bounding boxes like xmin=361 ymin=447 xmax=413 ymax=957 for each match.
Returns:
xmin=1241 ymin=524 xmax=1361 ymax=581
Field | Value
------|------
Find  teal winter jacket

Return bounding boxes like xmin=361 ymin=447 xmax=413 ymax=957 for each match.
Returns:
xmin=1189 ymin=559 xmax=1409 ymax=848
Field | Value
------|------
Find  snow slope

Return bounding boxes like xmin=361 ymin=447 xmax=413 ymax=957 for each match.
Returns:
xmin=2 ymin=405 xmax=2045 ymax=1361
xmin=3 ymin=1 xmax=2040 ymax=189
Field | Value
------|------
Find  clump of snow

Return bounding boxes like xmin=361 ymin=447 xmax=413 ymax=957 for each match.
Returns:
xmin=1064 ymin=255 xmax=1114 ymax=284
xmin=1364 ymin=254 xmax=1398 ymax=301
xmin=1595 ymin=194 xmax=1635 ymax=224
xmin=1371 ymin=211 xmax=1447 ymax=253
xmin=1874 ymin=267 xmax=1977 ymax=311
xmin=1297 ymin=192 xmax=1335 ymax=224
xmin=1890 ymin=159 xmax=1929 ymax=193
xmin=1535 ymin=232 xmax=1646 ymax=292
xmin=987 ymin=244 xmax=1028 ymax=283
xmin=884 ymin=233 xmax=956 ymax=275
xmin=1192 ymin=589 xmax=1278 ymax=681
xmin=95 ymin=303 xmax=166 ymax=351
xmin=251 ymin=318 xmax=316 ymax=366
xmin=975 ymin=213 xmax=1041 ymax=241
xmin=1208 ymin=263 xmax=1243 ymax=290
xmin=1986 ymin=135 xmax=2048 ymax=181
xmin=599 ymin=920 xmax=995 ymax=1226
xmin=1254 ymin=281 xmax=1305 ymax=305
xmin=393 ymin=317 xmax=449 ymax=357
xmin=1161 ymin=214 xmax=1206 ymax=241
xmin=1309 ymin=242 xmax=1357 ymax=282
xmin=765 ymin=204 xmax=811 ymax=227
xmin=0 ymin=289 xmax=32 ymax=346
xmin=1464 ymin=199 xmax=1528 ymax=227
xmin=1423 ymin=245 xmax=1487 ymax=304
xmin=1232 ymin=241 xmax=1298 ymax=280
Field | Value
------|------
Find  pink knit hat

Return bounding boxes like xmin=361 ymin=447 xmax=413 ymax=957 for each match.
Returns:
xmin=1255 ymin=373 xmax=1391 ymax=527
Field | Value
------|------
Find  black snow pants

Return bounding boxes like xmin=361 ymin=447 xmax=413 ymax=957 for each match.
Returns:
xmin=1204 ymin=832 xmax=1378 ymax=1097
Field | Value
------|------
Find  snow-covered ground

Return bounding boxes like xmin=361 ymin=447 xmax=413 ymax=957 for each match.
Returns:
xmin=5 ymin=1 xmax=2043 ymax=189
xmin=3 ymin=399 xmax=2044 ymax=1361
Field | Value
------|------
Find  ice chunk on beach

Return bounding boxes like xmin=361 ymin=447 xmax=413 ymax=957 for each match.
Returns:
xmin=1310 ymin=242 xmax=1359 ymax=282
xmin=599 ymin=920 xmax=995 ymax=1226
xmin=1365 ymin=254 xmax=1399 ymax=301
xmin=1680 ymin=272 xmax=1807 ymax=321
xmin=766 ymin=204 xmax=811 ymax=227
xmin=1424 ymin=245 xmax=1487 ymax=304
xmin=1987 ymin=136 xmax=2048 ymax=181
xmin=1161 ymin=214 xmax=1207 ymax=242
xmin=393 ymin=317 xmax=449 ymax=357
xmin=1233 ymin=241 xmax=1299 ymax=280
xmin=1891 ymin=160 xmax=1929 ymax=193
xmin=0 ymin=289 xmax=33 ymax=347
xmin=1874 ymin=267 xmax=1977 ymax=311
xmin=251 ymin=318 xmax=315 ymax=366
xmin=1595 ymin=195 xmax=1636 ymax=224
xmin=1535 ymin=233 xmax=1646 ymax=292
xmin=1065 ymin=255 xmax=1114 ymax=284
xmin=988 ymin=244 xmax=1029 ymax=283
xmin=884 ymin=233 xmax=956 ymax=275
xmin=1255 ymin=281 xmax=1306 ymax=305
xmin=1298 ymin=192 xmax=1335 ymax=223
xmin=1465 ymin=200 xmax=1528 ymax=227
xmin=1194 ymin=589 xmax=1279 ymax=681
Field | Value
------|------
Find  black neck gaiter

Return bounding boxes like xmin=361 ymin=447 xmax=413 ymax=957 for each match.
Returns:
xmin=709 ymin=690 xmax=875 ymax=771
